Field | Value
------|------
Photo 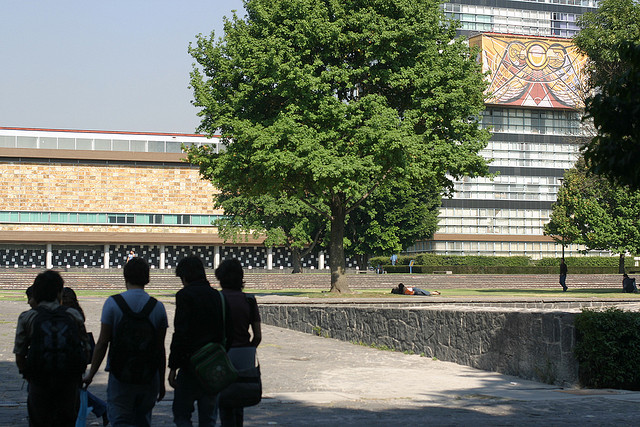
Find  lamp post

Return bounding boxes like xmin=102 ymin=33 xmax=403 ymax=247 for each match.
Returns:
xmin=558 ymin=176 xmax=565 ymax=260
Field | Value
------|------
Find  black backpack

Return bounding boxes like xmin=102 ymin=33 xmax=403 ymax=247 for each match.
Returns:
xmin=109 ymin=294 xmax=160 ymax=384
xmin=25 ymin=305 xmax=88 ymax=384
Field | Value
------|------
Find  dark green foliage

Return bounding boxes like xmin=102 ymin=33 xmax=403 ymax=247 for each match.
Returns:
xmin=536 ymin=257 xmax=635 ymax=268
xmin=187 ymin=0 xmax=490 ymax=291
xmin=574 ymin=0 xmax=640 ymax=189
xmin=371 ymin=254 xmax=531 ymax=267
xmin=574 ymin=308 xmax=640 ymax=390
xmin=370 ymin=254 xmax=632 ymax=274
xmin=381 ymin=265 xmax=621 ymax=274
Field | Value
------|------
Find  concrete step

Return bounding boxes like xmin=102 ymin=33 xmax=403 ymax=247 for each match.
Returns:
xmin=0 ymin=269 xmax=625 ymax=291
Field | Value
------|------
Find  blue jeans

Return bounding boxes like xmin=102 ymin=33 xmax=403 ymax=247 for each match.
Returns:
xmin=560 ymin=274 xmax=567 ymax=289
xmin=107 ymin=373 xmax=159 ymax=427
xmin=173 ymin=367 xmax=217 ymax=427
xmin=88 ymin=389 xmax=107 ymax=418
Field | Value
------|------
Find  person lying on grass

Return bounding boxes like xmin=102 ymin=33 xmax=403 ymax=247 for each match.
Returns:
xmin=391 ymin=283 xmax=441 ymax=296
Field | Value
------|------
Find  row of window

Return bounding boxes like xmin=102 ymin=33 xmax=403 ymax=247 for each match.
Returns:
xmin=444 ymin=3 xmax=586 ymax=37
xmin=510 ymin=0 xmax=596 ymax=7
xmin=0 ymin=135 xmax=220 ymax=154
xmin=440 ymin=207 xmax=551 ymax=219
xmin=481 ymin=108 xmax=588 ymax=136
xmin=407 ymin=239 xmax=605 ymax=260
xmin=0 ymin=211 xmax=222 ymax=226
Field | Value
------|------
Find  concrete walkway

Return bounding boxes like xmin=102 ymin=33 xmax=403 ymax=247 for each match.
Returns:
xmin=1 ymin=296 xmax=639 ymax=426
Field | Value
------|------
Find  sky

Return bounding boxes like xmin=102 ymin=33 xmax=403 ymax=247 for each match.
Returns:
xmin=0 ymin=0 xmax=246 ymax=134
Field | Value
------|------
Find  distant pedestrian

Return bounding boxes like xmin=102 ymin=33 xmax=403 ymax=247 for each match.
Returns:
xmin=83 ymin=257 xmax=168 ymax=427
xmin=622 ymin=273 xmax=638 ymax=293
xmin=560 ymin=259 xmax=568 ymax=292
xmin=390 ymin=254 xmax=398 ymax=266
xmin=125 ymin=250 xmax=136 ymax=264
xmin=14 ymin=270 xmax=90 ymax=427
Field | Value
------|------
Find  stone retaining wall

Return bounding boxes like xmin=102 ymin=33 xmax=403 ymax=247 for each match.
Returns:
xmin=259 ymin=303 xmax=581 ymax=386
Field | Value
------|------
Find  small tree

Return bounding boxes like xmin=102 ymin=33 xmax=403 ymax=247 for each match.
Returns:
xmin=545 ymin=158 xmax=640 ymax=272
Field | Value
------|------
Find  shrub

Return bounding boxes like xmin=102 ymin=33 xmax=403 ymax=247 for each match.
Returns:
xmin=574 ymin=308 xmax=640 ymax=390
xmin=535 ymin=256 xmax=635 ymax=268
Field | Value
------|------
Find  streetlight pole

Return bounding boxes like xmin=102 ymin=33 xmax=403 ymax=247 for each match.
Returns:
xmin=558 ymin=176 xmax=565 ymax=260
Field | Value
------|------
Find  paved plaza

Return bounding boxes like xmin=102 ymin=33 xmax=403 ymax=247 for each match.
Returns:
xmin=1 ymin=296 xmax=640 ymax=426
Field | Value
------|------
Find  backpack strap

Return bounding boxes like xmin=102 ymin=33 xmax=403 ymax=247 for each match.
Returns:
xmin=219 ymin=291 xmax=227 ymax=348
xmin=112 ymin=294 xmax=157 ymax=318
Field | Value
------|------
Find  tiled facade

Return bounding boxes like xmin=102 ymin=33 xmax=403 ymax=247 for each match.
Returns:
xmin=0 ymin=161 xmax=217 ymax=214
xmin=0 ymin=128 xmax=333 ymax=270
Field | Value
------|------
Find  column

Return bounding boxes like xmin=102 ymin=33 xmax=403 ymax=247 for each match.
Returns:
xmin=103 ymin=244 xmax=110 ymax=269
xmin=214 ymin=246 xmax=221 ymax=269
xmin=318 ymin=251 xmax=325 ymax=270
xmin=267 ymin=247 xmax=273 ymax=270
xmin=159 ymin=245 xmax=166 ymax=270
xmin=46 ymin=244 xmax=53 ymax=269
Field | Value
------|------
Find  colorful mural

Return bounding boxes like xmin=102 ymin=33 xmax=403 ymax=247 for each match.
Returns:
xmin=470 ymin=34 xmax=588 ymax=110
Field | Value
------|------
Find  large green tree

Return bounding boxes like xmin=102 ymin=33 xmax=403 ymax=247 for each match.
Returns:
xmin=574 ymin=0 xmax=640 ymax=188
xmin=187 ymin=0 xmax=490 ymax=292
xmin=545 ymin=158 xmax=640 ymax=272
xmin=345 ymin=179 xmax=441 ymax=267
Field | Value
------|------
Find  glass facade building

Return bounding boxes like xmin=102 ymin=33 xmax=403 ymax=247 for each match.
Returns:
xmin=407 ymin=0 xmax=602 ymax=259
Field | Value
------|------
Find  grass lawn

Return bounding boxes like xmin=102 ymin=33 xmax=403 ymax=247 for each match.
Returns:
xmin=0 ymin=288 xmax=637 ymax=302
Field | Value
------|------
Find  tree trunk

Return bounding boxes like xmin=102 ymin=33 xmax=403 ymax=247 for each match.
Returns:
xmin=329 ymin=199 xmax=351 ymax=293
xmin=291 ymin=247 xmax=302 ymax=274
xmin=353 ymin=254 xmax=369 ymax=271
xmin=619 ymin=253 xmax=626 ymax=274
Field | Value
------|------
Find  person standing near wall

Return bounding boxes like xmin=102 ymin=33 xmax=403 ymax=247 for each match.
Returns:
xmin=560 ymin=259 xmax=568 ymax=292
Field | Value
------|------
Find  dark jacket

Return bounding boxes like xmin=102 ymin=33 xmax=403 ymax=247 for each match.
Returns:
xmin=168 ymin=279 xmax=234 ymax=370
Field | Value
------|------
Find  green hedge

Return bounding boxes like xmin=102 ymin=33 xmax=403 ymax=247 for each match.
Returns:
xmin=380 ymin=265 xmax=622 ymax=274
xmin=371 ymin=255 xmax=533 ymax=266
xmin=574 ymin=308 xmax=640 ymax=390
xmin=535 ymin=257 xmax=634 ymax=267
xmin=370 ymin=254 xmax=636 ymax=272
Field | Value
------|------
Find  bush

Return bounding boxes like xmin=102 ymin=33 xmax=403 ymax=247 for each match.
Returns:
xmin=536 ymin=257 xmax=635 ymax=268
xmin=370 ymin=254 xmax=532 ymax=267
xmin=574 ymin=308 xmax=640 ymax=390
xmin=376 ymin=265 xmax=622 ymax=274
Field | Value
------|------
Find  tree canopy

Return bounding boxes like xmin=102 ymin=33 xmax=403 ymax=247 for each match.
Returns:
xmin=545 ymin=158 xmax=640 ymax=272
xmin=574 ymin=0 xmax=640 ymax=188
xmin=187 ymin=0 xmax=490 ymax=292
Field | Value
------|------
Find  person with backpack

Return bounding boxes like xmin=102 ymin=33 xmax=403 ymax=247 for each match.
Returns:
xmin=14 ymin=270 xmax=90 ymax=427
xmin=168 ymin=255 xmax=234 ymax=427
xmin=83 ymin=257 xmax=168 ymax=427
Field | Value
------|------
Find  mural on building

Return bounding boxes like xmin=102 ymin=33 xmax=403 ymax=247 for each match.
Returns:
xmin=470 ymin=34 xmax=588 ymax=110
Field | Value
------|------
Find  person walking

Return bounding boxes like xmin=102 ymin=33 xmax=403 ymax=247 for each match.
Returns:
xmin=83 ymin=257 xmax=168 ymax=427
xmin=14 ymin=270 xmax=90 ymax=427
xmin=217 ymin=259 xmax=262 ymax=427
xmin=560 ymin=259 xmax=568 ymax=292
xmin=168 ymin=255 xmax=234 ymax=427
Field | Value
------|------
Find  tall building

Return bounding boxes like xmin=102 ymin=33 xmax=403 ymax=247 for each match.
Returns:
xmin=407 ymin=0 xmax=602 ymax=259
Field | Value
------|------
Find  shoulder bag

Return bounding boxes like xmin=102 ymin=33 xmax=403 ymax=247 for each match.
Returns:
xmin=189 ymin=291 xmax=238 ymax=395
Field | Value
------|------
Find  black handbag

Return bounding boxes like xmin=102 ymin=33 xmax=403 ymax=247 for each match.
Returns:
xmin=218 ymin=355 xmax=262 ymax=408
